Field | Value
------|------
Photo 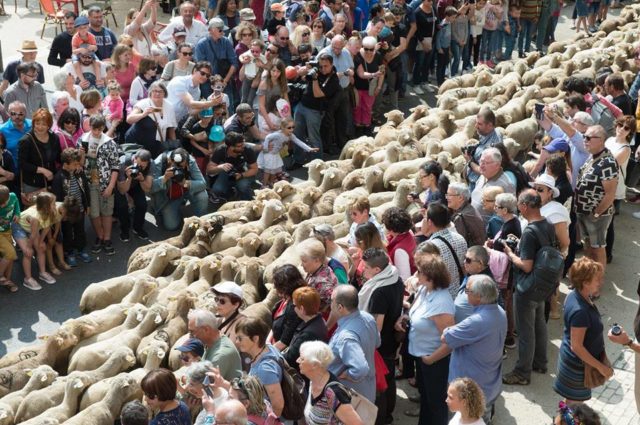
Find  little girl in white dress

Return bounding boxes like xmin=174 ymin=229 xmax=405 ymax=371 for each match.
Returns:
xmin=257 ymin=117 xmax=318 ymax=187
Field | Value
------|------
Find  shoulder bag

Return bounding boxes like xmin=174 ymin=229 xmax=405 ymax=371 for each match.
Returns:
xmin=20 ymin=134 xmax=49 ymax=207
xmin=326 ymin=381 xmax=378 ymax=424
xmin=276 ymin=357 xmax=306 ymax=420
xmin=584 ymin=352 xmax=611 ymax=388
xmin=434 ymin=235 xmax=464 ymax=284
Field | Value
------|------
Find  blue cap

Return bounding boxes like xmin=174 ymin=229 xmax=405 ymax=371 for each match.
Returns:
xmin=201 ymin=107 xmax=213 ymax=117
xmin=175 ymin=338 xmax=205 ymax=357
xmin=544 ymin=138 xmax=570 ymax=154
xmin=74 ymin=16 xmax=89 ymax=27
xmin=379 ymin=26 xmax=392 ymax=40
xmin=209 ymin=125 xmax=225 ymax=142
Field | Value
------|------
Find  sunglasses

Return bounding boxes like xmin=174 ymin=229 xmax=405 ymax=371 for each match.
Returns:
xmin=364 ymin=47 xmax=374 ymax=52
xmin=241 ymin=32 xmax=252 ymax=36
xmin=617 ymin=123 xmax=631 ymax=131
xmin=199 ymin=70 xmax=211 ymax=78
xmin=280 ymin=37 xmax=289 ymax=40
xmin=214 ymin=296 xmax=228 ymax=305
xmin=584 ymin=135 xmax=601 ymax=141
xmin=9 ymin=112 xmax=25 ymax=117
xmin=464 ymin=257 xmax=478 ymax=264
xmin=286 ymin=126 xmax=295 ymax=129
xmin=181 ymin=51 xmax=193 ymax=56
xmin=534 ymin=187 xmax=547 ymax=193
xmin=302 ymin=32 xmax=310 ymax=36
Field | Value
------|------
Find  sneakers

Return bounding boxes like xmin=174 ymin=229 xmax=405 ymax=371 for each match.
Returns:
xmin=133 ymin=228 xmax=149 ymax=240
xmin=518 ymin=52 xmax=526 ymax=58
xmin=78 ymin=251 xmax=92 ymax=263
xmin=23 ymin=277 xmax=42 ymax=291
xmin=103 ymin=241 xmax=115 ymax=256
xmin=632 ymin=211 xmax=640 ymax=219
xmin=424 ymin=84 xmax=435 ymax=93
xmin=502 ymin=371 xmax=530 ymax=385
xmin=91 ymin=238 xmax=102 ymax=254
xmin=504 ymin=336 xmax=517 ymax=349
xmin=65 ymin=253 xmax=78 ymax=268
xmin=413 ymin=85 xmax=424 ymax=95
xmin=532 ymin=366 xmax=548 ymax=374
xmin=404 ymin=408 xmax=420 ymax=417
xmin=39 ymin=272 xmax=56 ymax=285
xmin=119 ymin=231 xmax=130 ymax=242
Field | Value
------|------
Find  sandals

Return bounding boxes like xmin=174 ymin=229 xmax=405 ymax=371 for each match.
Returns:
xmin=50 ymin=268 xmax=62 ymax=276
xmin=0 ymin=278 xmax=18 ymax=293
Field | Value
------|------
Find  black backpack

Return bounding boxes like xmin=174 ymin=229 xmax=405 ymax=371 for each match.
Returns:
xmin=515 ymin=222 xmax=564 ymax=303
xmin=277 ymin=357 xmax=306 ymax=420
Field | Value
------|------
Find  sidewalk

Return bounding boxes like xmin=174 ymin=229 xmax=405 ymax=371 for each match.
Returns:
xmin=589 ymin=350 xmax=639 ymax=425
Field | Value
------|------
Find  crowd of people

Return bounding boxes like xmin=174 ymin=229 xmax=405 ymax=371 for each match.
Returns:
xmin=1 ymin=0 xmax=640 ymax=423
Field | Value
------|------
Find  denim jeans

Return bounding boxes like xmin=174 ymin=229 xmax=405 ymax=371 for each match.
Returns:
xmin=416 ymin=355 xmax=450 ymax=425
xmin=412 ymin=49 xmax=435 ymax=85
xmin=436 ymin=49 xmax=450 ymax=86
xmin=157 ymin=189 xmax=208 ymax=231
xmin=211 ymin=172 xmax=256 ymax=201
xmin=518 ymin=18 xmax=537 ymax=53
xmin=514 ymin=290 xmax=548 ymax=379
xmin=536 ymin=5 xmax=553 ymax=50
xmin=115 ymin=185 xmax=147 ymax=233
xmin=293 ymin=103 xmax=323 ymax=164
xmin=469 ymin=33 xmax=482 ymax=65
xmin=479 ymin=29 xmax=494 ymax=61
xmin=503 ymin=16 xmax=520 ymax=60
xmin=450 ymin=40 xmax=469 ymax=76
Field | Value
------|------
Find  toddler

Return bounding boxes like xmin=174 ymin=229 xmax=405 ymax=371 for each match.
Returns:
xmin=480 ymin=0 xmax=503 ymax=67
xmin=502 ymin=1 xmax=521 ymax=61
xmin=102 ymin=81 xmax=125 ymax=127
xmin=446 ymin=377 xmax=486 ymax=425
xmin=257 ymin=117 xmax=318 ymax=187
xmin=46 ymin=198 xmax=77 ymax=275
xmin=435 ymin=7 xmax=457 ymax=85
xmin=0 ymin=185 xmax=19 ymax=292
xmin=72 ymin=16 xmax=104 ymax=88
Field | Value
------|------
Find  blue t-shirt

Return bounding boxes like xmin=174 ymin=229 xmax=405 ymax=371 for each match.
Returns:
xmin=408 ymin=287 xmax=455 ymax=357
xmin=561 ymin=290 xmax=605 ymax=360
xmin=249 ymin=344 xmax=283 ymax=386
xmin=150 ymin=401 xmax=191 ymax=425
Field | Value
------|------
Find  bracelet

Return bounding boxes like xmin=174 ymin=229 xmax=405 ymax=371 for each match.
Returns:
xmin=625 ymin=339 xmax=634 ymax=347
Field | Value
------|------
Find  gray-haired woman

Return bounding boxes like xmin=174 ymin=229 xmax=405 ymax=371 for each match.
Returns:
xmin=184 ymin=361 xmax=229 ymax=425
xmin=52 ymin=70 xmax=84 ymax=114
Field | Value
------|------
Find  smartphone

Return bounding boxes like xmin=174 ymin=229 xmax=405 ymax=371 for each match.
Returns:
xmin=202 ymin=375 xmax=214 ymax=397
xmin=153 ymin=107 xmax=162 ymax=112
xmin=534 ymin=103 xmax=545 ymax=120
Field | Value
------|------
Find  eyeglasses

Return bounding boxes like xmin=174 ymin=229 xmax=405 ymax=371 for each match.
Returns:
xmin=364 ymin=47 xmax=375 ymax=52
xmin=445 ymin=193 xmax=460 ymax=197
xmin=479 ymin=160 xmax=497 ymax=165
xmin=584 ymin=135 xmax=601 ymax=141
xmin=241 ymin=32 xmax=253 ymax=37
xmin=483 ymin=199 xmax=495 ymax=203
xmin=9 ymin=112 xmax=25 ymax=117
xmin=199 ymin=70 xmax=211 ymax=78
xmin=280 ymin=37 xmax=289 ymax=40
xmin=79 ymin=55 xmax=93 ymax=59
xmin=464 ymin=257 xmax=479 ymax=264
xmin=617 ymin=123 xmax=631 ymax=131
xmin=302 ymin=32 xmax=310 ymax=36
xmin=286 ymin=126 xmax=295 ymax=129
xmin=214 ymin=296 xmax=228 ymax=305
xmin=181 ymin=51 xmax=193 ymax=56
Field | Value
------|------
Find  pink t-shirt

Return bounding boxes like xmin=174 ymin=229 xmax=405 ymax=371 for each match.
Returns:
xmin=114 ymin=63 xmax=136 ymax=104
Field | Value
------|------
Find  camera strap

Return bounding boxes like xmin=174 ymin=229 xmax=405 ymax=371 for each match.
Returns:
xmin=434 ymin=235 xmax=464 ymax=283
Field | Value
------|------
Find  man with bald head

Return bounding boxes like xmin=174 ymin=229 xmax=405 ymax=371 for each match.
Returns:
xmin=214 ymin=400 xmax=248 ymax=425
xmin=273 ymin=26 xmax=295 ymax=66
xmin=328 ymin=285 xmax=380 ymax=402
xmin=319 ymin=35 xmax=355 ymax=154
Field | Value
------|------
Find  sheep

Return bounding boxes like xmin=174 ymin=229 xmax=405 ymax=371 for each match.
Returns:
xmin=236 ymin=258 xmax=266 ymax=305
xmin=338 ymin=136 xmax=375 ymax=161
xmin=68 ymin=305 xmax=167 ymax=372
xmin=19 ymin=374 xmax=91 ymax=425
xmin=215 ymin=232 xmax=262 ymax=258
xmin=258 ymin=232 xmax=293 ymax=265
xmin=150 ymin=259 xmax=200 ymax=307
xmin=121 ymin=276 xmax=158 ymax=305
xmin=371 ymin=179 xmax=416 ymax=221
xmin=237 ymin=200 xmax=286 ymax=237
xmin=0 ymin=365 xmax=58 ymax=425
xmin=211 ymin=200 xmax=265 ymax=225
xmin=362 ymin=141 xmax=401 ymax=168
xmin=61 ymin=374 xmax=139 ymax=425
xmin=126 ymin=242 xmax=182 ymax=276
xmin=504 ymin=117 xmax=539 ymax=155
xmin=0 ymin=328 xmax=78 ymax=397
xmin=0 ymin=345 xmax=42 ymax=370
xmin=311 ymin=188 xmax=341 ymax=216
xmin=14 ymin=347 xmax=135 ymax=423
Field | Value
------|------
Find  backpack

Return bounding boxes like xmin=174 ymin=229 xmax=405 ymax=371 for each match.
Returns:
xmin=328 ymin=257 xmax=348 ymax=283
xmin=508 ymin=162 xmax=532 ymax=194
xmin=277 ymin=357 xmax=306 ymax=420
xmin=515 ymin=222 xmax=564 ymax=303
xmin=590 ymin=96 xmax=616 ymax=136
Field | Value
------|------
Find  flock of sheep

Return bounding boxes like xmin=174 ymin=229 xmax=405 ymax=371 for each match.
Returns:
xmin=1 ymin=6 xmax=640 ymax=424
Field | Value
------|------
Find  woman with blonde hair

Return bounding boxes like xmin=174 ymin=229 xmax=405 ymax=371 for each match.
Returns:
xmin=291 ymin=24 xmax=312 ymax=48
xmin=446 ymin=378 xmax=486 ymax=425
xmin=234 ymin=21 xmax=258 ymax=55
xmin=123 ymin=0 xmax=158 ymax=57
xmin=256 ymin=59 xmax=289 ymax=131
xmin=111 ymin=44 xmax=137 ymax=107
xmin=227 ymin=376 xmax=280 ymax=424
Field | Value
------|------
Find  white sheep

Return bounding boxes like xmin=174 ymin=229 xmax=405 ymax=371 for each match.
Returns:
xmin=0 ymin=365 xmax=58 ymax=425
xmin=18 ymin=374 xmax=91 ymax=425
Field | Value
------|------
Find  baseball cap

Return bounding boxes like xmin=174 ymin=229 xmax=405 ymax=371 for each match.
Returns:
xmin=543 ymin=138 xmax=570 ymax=154
xmin=74 ymin=16 xmax=89 ymax=27
xmin=211 ymin=281 xmax=243 ymax=299
xmin=175 ymin=338 xmax=205 ymax=357
xmin=173 ymin=25 xmax=187 ymax=37
xmin=239 ymin=8 xmax=256 ymax=20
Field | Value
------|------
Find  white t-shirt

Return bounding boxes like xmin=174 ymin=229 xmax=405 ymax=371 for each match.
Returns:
xmin=62 ymin=61 xmax=108 ymax=81
xmin=239 ymin=51 xmax=266 ymax=80
xmin=605 ymin=137 xmax=630 ymax=200
xmin=133 ymin=98 xmax=178 ymax=141
xmin=448 ymin=412 xmax=485 ymax=425
xmin=541 ymin=201 xmax=570 ymax=225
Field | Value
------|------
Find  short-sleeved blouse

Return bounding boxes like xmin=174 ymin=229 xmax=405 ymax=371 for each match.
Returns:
xmin=304 ymin=374 xmax=352 ymax=425
xmin=150 ymin=401 xmax=191 ymax=425
xmin=408 ymin=286 xmax=455 ymax=357
xmin=249 ymin=344 xmax=283 ymax=386
xmin=561 ymin=290 xmax=605 ymax=362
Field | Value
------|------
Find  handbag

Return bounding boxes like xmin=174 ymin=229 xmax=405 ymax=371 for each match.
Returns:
xmin=584 ymin=351 xmax=611 ymax=388
xmin=153 ymin=112 xmax=182 ymax=152
xmin=20 ymin=134 xmax=49 ymax=207
xmin=327 ymin=382 xmax=378 ymax=424
xmin=374 ymin=350 xmax=389 ymax=392
xmin=276 ymin=357 xmax=306 ymax=420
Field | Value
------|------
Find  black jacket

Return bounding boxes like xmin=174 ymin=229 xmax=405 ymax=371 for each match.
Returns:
xmin=272 ymin=299 xmax=302 ymax=347
xmin=18 ymin=132 xmax=61 ymax=189
xmin=283 ymin=314 xmax=328 ymax=370
xmin=48 ymin=31 xmax=73 ymax=67
xmin=51 ymin=168 xmax=90 ymax=210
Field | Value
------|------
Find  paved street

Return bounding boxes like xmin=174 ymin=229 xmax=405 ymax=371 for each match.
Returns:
xmin=1 ymin=1 xmax=640 ymax=424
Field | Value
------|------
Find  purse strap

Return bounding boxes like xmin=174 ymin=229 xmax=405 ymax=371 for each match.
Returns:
xmin=151 ymin=112 xmax=164 ymax=143
xmin=434 ymin=235 xmax=464 ymax=282
xmin=23 ymin=133 xmax=48 ymax=190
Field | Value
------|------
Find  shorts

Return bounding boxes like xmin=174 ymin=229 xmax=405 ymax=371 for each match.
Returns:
xmin=89 ymin=183 xmax=115 ymax=218
xmin=588 ymin=1 xmax=600 ymax=13
xmin=11 ymin=222 xmax=28 ymax=240
xmin=575 ymin=0 xmax=589 ymax=16
xmin=0 ymin=231 xmax=17 ymax=261
xmin=600 ymin=0 xmax=610 ymax=6
xmin=576 ymin=212 xmax=612 ymax=248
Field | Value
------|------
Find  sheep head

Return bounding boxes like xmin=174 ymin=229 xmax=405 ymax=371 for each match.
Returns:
xmin=200 ymin=256 xmax=222 ymax=284
xmin=25 ymin=365 xmax=58 ymax=386
xmin=364 ymin=166 xmax=385 ymax=193
xmin=288 ymin=201 xmax=311 ymax=224
xmin=383 ymin=109 xmax=404 ymax=126
xmin=103 ymin=346 xmax=137 ymax=371
xmin=220 ymin=256 xmax=240 ymax=282
xmin=304 ymin=159 xmax=328 ymax=185
xmin=436 ymin=151 xmax=453 ymax=170
xmin=59 ymin=319 xmax=98 ymax=341
xmin=45 ymin=327 xmax=79 ymax=351
xmin=319 ymin=168 xmax=347 ymax=192
xmin=125 ymin=304 xmax=149 ymax=325
xmin=272 ymin=181 xmax=296 ymax=199
xmin=240 ymin=233 xmax=262 ymax=256
xmin=351 ymin=144 xmax=375 ymax=168
xmin=254 ymin=188 xmax=280 ymax=202
xmin=141 ymin=340 xmax=168 ymax=368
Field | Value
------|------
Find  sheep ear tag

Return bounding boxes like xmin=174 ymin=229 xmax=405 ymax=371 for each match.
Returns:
xmin=126 ymin=355 xmax=136 ymax=363
xmin=26 ymin=369 xmax=33 ymax=377
xmin=158 ymin=350 xmax=166 ymax=359
xmin=73 ymin=379 xmax=85 ymax=389
xmin=137 ymin=312 xmax=145 ymax=322
xmin=154 ymin=314 xmax=163 ymax=324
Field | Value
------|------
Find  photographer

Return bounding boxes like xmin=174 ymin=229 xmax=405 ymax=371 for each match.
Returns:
xmin=292 ymin=53 xmax=340 ymax=165
xmin=207 ymin=132 xmax=258 ymax=205
xmin=116 ymin=149 xmax=153 ymax=241
xmin=464 ymin=109 xmax=503 ymax=190
xmin=150 ymin=148 xmax=208 ymax=231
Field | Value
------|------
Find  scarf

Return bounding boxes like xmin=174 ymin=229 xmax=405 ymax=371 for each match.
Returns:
xmin=358 ymin=264 xmax=399 ymax=312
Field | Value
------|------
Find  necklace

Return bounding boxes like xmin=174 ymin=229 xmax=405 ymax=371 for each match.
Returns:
xmin=250 ymin=346 xmax=267 ymax=363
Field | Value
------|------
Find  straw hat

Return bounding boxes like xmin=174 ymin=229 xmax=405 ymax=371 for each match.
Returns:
xmin=17 ymin=40 xmax=38 ymax=53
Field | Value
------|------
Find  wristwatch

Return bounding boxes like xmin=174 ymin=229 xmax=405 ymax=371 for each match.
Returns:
xmin=625 ymin=338 xmax=634 ymax=347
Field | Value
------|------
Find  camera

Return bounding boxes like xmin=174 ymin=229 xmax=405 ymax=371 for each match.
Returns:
xmin=494 ymin=234 xmax=519 ymax=252
xmin=611 ymin=323 xmax=622 ymax=336
xmin=462 ymin=143 xmax=479 ymax=158
xmin=535 ymin=103 xmax=545 ymax=120
xmin=171 ymin=166 xmax=186 ymax=183
xmin=306 ymin=60 xmax=320 ymax=81
xmin=202 ymin=375 xmax=214 ymax=397
xmin=130 ymin=164 xmax=141 ymax=179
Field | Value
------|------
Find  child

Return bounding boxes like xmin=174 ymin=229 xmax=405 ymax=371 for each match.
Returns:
xmin=435 ymin=7 xmax=457 ymax=86
xmin=14 ymin=192 xmax=59 ymax=290
xmin=451 ymin=0 xmax=472 ymax=75
xmin=258 ymin=97 xmax=289 ymax=134
xmin=553 ymin=401 xmax=602 ymax=425
xmin=71 ymin=16 xmax=104 ymax=89
xmin=502 ymin=1 xmax=521 ymax=61
xmin=239 ymin=39 xmax=267 ymax=105
xmin=257 ymin=117 xmax=318 ymax=187
xmin=480 ymin=0 xmax=503 ymax=67
xmin=80 ymin=115 xmax=120 ymax=256
xmin=102 ymin=81 xmax=125 ymax=128
xmin=181 ymin=108 xmax=216 ymax=174
xmin=470 ymin=0 xmax=487 ymax=66
xmin=446 ymin=377 xmax=486 ymax=425
xmin=51 ymin=147 xmax=92 ymax=267
xmin=46 ymin=198 xmax=78 ymax=275
xmin=0 ymin=185 xmax=19 ymax=292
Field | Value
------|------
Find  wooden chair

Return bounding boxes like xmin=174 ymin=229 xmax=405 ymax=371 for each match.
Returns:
xmin=38 ymin=0 xmax=65 ymax=38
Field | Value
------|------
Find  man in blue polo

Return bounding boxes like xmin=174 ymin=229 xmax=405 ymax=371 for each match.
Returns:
xmin=442 ymin=275 xmax=507 ymax=423
xmin=0 ymin=101 xmax=32 ymax=166
xmin=195 ymin=17 xmax=239 ymax=101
